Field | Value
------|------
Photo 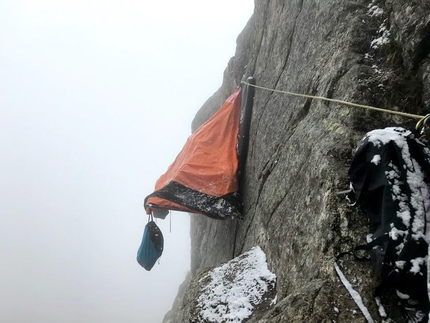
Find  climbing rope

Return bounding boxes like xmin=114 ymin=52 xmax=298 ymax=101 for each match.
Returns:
xmin=241 ymin=81 xmax=425 ymax=120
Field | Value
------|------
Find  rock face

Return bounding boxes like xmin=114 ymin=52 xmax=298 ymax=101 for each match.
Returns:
xmin=164 ymin=1 xmax=430 ymax=322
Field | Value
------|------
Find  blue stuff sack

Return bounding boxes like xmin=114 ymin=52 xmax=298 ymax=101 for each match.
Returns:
xmin=136 ymin=217 xmax=164 ymax=271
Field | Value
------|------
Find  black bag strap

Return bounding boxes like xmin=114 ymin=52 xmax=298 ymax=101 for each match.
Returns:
xmin=347 ymin=163 xmax=374 ymax=207
xmin=374 ymin=269 xmax=397 ymax=297
xmin=336 ymin=234 xmax=389 ymax=261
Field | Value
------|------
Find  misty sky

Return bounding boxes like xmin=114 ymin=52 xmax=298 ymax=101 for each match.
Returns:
xmin=0 ymin=1 xmax=253 ymax=322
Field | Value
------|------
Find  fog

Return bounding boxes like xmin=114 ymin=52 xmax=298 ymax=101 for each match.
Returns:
xmin=0 ymin=1 xmax=253 ymax=322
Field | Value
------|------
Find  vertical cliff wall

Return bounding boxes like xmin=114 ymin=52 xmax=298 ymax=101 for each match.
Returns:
xmin=164 ymin=0 xmax=430 ymax=322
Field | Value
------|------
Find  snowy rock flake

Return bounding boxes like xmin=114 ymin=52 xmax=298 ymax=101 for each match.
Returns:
xmin=371 ymin=23 xmax=391 ymax=49
xmin=367 ymin=1 xmax=391 ymax=49
xmin=197 ymin=246 xmax=276 ymax=323
xmin=367 ymin=2 xmax=384 ymax=17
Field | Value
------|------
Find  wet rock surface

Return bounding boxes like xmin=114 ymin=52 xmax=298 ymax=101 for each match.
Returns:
xmin=164 ymin=0 xmax=430 ymax=322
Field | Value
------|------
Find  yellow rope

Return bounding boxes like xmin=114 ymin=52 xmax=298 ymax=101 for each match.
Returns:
xmin=241 ymin=81 xmax=425 ymax=120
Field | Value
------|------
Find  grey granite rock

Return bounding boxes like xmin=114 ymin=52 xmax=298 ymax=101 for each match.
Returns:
xmin=164 ymin=0 xmax=430 ymax=322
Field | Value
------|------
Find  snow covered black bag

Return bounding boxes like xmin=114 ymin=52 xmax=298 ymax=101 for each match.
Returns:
xmin=347 ymin=127 xmax=430 ymax=322
xmin=136 ymin=215 xmax=164 ymax=271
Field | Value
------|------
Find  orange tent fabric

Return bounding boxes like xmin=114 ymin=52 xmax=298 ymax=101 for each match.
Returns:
xmin=144 ymin=88 xmax=242 ymax=219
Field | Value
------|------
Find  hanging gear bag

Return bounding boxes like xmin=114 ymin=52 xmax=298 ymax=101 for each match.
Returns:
xmin=136 ymin=215 xmax=164 ymax=271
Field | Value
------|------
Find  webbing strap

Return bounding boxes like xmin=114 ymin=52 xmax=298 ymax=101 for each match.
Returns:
xmin=336 ymin=234 xmax=389 ymax=261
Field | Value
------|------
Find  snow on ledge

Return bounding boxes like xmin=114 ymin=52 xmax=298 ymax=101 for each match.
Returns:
xmin=197 ymin=246 xmax=276 ymax=323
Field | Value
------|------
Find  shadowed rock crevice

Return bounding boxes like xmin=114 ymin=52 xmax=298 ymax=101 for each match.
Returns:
xmin=274 ymin=0 xmax=305 ymax=89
